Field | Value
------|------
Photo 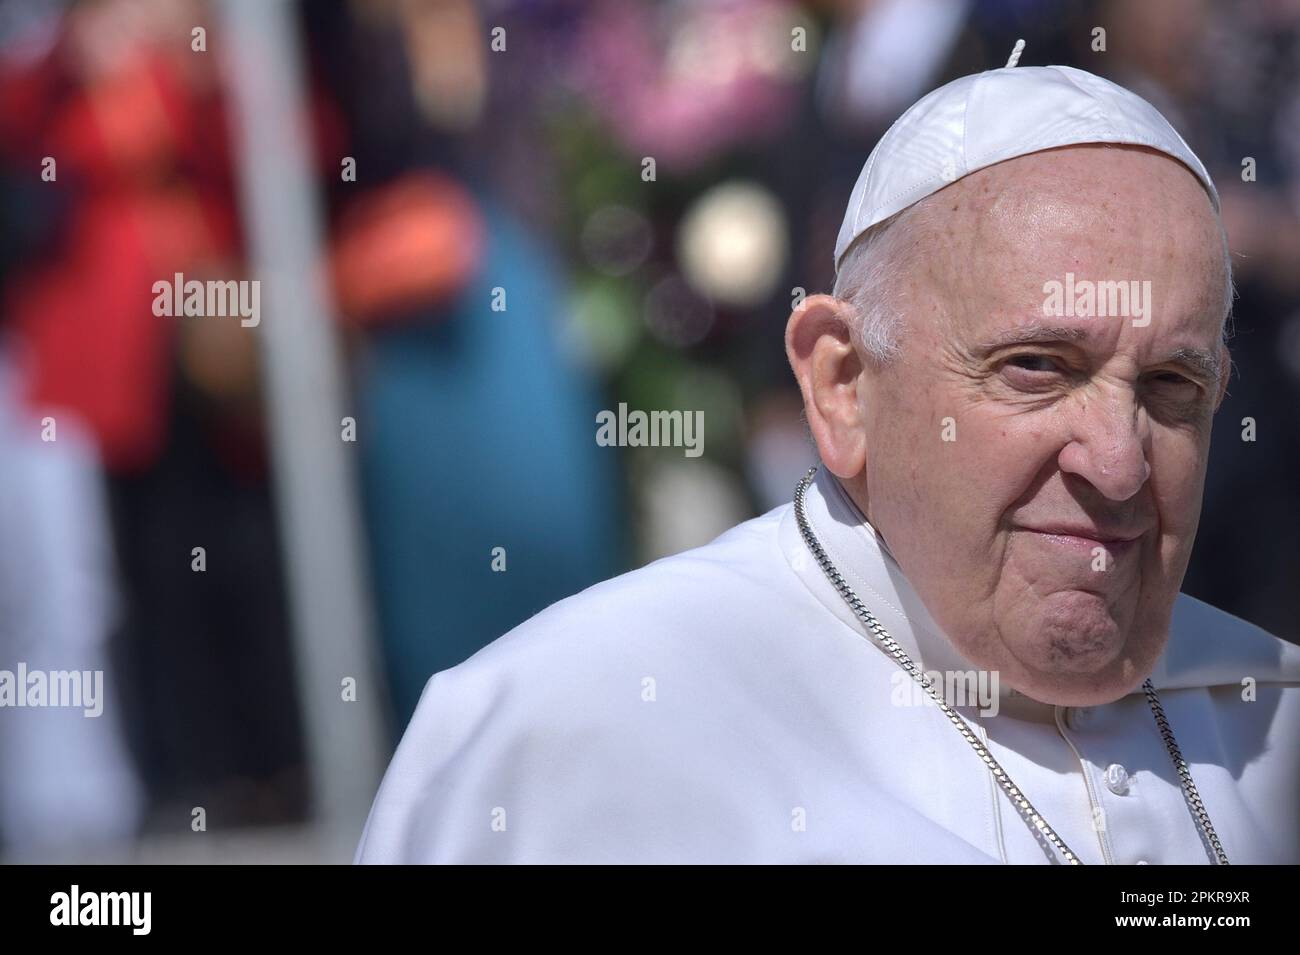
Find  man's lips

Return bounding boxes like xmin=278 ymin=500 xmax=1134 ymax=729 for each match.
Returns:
xmin=1017 ymin=525 xmax=1145 ymax=553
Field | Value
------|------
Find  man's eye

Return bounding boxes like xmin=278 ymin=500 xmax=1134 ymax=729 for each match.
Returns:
xmin=1145 ymin=371 xmax=1202 ymax=397
xmin=1004 ymin=354 xmax=1060 ymax=373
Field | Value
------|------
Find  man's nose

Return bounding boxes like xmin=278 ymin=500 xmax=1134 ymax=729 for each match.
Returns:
xmin=1056 ymin=388 xmax=1152 ymax=502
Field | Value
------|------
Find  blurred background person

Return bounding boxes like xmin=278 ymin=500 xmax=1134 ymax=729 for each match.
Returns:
xmin=306 ymin=0 xmax=625 ymax=726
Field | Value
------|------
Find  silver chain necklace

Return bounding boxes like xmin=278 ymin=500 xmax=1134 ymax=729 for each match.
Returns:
xmin=793 ymin=466 xmax=1229 ymax=865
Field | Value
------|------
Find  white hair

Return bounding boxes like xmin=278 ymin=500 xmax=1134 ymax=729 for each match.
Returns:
xmin=830 ymin=200 xmax=935 ymax=364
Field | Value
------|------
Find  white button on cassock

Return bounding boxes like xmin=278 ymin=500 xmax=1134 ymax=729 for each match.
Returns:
xmin=1105 ymin=764 xmax=1131 ymax=795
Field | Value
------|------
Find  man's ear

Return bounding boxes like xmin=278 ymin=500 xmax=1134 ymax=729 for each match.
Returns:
xmin=785 ymin=293 xmax=869 ymax=480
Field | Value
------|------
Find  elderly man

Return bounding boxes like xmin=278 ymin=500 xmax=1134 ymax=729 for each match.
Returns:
xmin=356 ymin=59 xmax=1299 ymax=864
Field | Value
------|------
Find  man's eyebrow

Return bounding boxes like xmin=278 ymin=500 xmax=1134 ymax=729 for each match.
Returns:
xmin=1161 ymin=347 xmax=1222 ymax=383
xmin=977 ymin=324 xmax=1092 ymax=350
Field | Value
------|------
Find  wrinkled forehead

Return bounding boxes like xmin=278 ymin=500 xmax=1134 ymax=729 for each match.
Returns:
xmin=918 ymin=145 xmax=1229 ymax=340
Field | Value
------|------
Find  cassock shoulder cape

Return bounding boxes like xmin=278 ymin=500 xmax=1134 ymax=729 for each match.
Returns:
xmin=356 ymin=469 xmax=1300 ymax=863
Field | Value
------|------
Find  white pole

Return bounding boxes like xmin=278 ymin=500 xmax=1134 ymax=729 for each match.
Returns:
xmin=216 ymin=0 xmax=389 ymax=853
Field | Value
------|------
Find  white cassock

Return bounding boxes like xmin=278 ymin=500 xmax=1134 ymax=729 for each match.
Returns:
xmin=356 ymin=468 xmax=1300 ymax=864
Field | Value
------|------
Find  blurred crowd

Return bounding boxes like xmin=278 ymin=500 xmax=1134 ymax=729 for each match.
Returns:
xmin=0 ymin=0 xmax=1296 ymax=857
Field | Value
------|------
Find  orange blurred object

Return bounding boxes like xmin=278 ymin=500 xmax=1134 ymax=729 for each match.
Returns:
xmin=330 ymin=171 xmax=485 ymax=325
